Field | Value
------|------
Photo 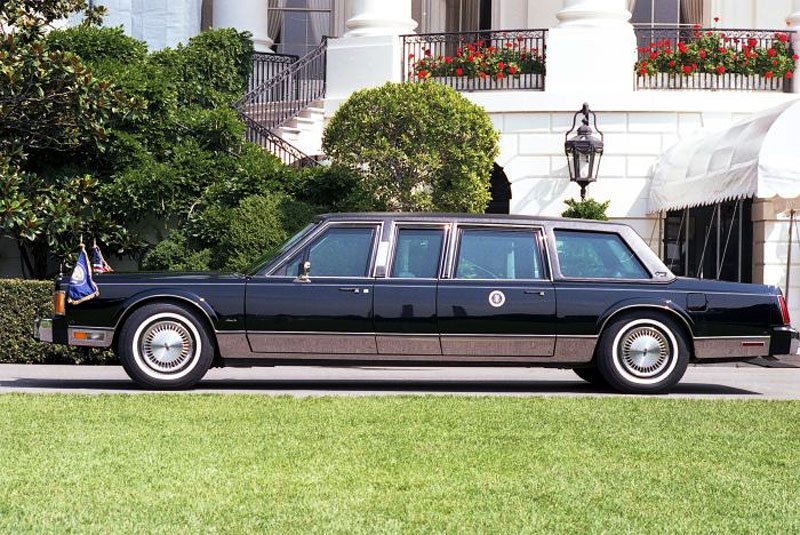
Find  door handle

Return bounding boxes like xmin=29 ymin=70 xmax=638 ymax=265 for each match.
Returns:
xmin=524 ymin=290 xmax=546 ymax=296
xmin=338 ymin=287 xmax=361 ymax=293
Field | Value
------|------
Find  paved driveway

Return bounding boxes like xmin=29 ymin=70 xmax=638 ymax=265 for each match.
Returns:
xmin=0 ymin=363 xmax=798 ymax=398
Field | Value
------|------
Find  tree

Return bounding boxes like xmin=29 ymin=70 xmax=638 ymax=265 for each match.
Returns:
xmin=561 ymin=198 xmax=610 ymax=221
xmin=322 ymin=81 xmax=499 ymax=213
xmin=0 ymin=0 xmax=141 ymax=277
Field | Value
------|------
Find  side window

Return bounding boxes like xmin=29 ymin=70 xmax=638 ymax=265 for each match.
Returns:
xmin=455 ymin=229 xmax=544 ymax=280
xmin=273 ymin=226 xmax=377 ymax=277
xmin=555 ymin=230 xmax=650 ymax=279
xmin=390 ymin=228 xmax=445 ymax=279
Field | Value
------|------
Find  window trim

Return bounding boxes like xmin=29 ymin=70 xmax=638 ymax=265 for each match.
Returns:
xmin=551 ymin=228 xmax=654 ymax=282
xmin=446 ymin=224 xmax=551 ymax=282
xmin=386 ymin=223 xmax=450 ymax=280
xmin=265 ymin=221 xmax=383 ymax=279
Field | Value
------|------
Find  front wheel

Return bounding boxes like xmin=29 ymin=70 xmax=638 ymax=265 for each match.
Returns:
xmin=597 ymin=313 xmax=689 ymax=394
xmin=118 ymin=303 xmax=214 ymax=390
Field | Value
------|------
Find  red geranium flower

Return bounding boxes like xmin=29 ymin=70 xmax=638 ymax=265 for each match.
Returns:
xmin=417 ymin=70 xmax=428 ymax=79
xmin=508 ymin=66 xmax=518 ymax=75
xmin=682 ymin=65 xmax=692 ymax=74
xmin=716 ymin=65 xmax=726 ymax=74
xmin=668 ymin=60 xmax=676 ymax=68
xmin=444 ymin=56 xmax=453 ymax=64
xmin=699 ymin=50 xmax=707 ymax=59
xmin=649 ymin=52 xmax=658 ymax=60
xmin=748 ymin=38 xmax=758 ymax=48
xmin=639 ymin=67 xmax=648 ymax=75
xmin=455 ymin=67 xmax=464 ymax=76
xmin=794 ymin=54 xmax=800 ymax=60
xmin=678 ymin=42 xmax=688 ymax=54
xmin=777 ymin=32 xmax=789 ymax=43
xmin=768 ymin=48 xmax=777 ymax=57
xmin=496 ymin=72 xmax=504 ymax=80
xmin=786 ymin=71 xmax=794 ymax=79
xmin=498 ymin=61 xmax=505 ymax=70
xmin=765 ymin=71 xmax=774 ymax=79
xmin=424 ymin=49 xmax=431 ymax=56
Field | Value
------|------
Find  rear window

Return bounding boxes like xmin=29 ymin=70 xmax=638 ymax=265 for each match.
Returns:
xmin=555 ymin=230 xmax=649 ymax=279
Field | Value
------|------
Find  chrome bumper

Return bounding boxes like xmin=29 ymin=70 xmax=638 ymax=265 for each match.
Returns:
xmin=33 ymin=318 xmax=53 ymax=343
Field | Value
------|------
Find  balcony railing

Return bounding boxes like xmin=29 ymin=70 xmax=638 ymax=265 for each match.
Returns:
xmin=634 ymin=26 xmax=795 ymax=91
xmin=401 ymin=29 xmax=547 ymax=92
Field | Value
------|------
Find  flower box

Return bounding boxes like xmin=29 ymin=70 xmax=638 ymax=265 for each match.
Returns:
xmin=638 ymin=73 xmax=787 ymax=91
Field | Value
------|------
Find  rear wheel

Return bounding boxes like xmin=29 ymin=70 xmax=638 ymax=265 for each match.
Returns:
xmin=597 ymin=313 xmax=689 ymax=394
xmin=118 ymin=303 xmax=214 ymax=390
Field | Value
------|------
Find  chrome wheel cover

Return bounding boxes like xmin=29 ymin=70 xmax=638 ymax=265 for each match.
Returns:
xmin=610 ymin=319 xmax=680 ymax=386
xmin=618 ymin=326 xmax=670 ymax=378
xmin=138 ymin=319 xmax=194 ymax=374
xmin=130 ymin=312 xmax=204 ymax=382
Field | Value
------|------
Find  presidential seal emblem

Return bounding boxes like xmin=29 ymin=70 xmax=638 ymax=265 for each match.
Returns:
xmin=488 ymin=290 xmax=506 ymax=308
xmin=71 ymin=264 xmax=86 ymax=285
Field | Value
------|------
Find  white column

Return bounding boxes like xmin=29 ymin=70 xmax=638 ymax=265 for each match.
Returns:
xmin=213 ymin=0 xmax=272 ymax=53
xmin=788 ymin=0 xmax=800 ymax=93
xmin=326 ymin=0 xmax=418 ymax=115
xmin=344 ymin=0 xmax=417 ymax=37
xmin=545 ymin=0 xmax=636 ymax=94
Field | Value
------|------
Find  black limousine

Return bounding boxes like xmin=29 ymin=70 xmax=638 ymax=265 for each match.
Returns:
xmin=35 ymin=213 xmax=798 ymax=393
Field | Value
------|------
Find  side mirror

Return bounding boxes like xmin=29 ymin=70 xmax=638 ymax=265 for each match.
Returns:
xmin=295 ymin=260 xmax=311 ymax=283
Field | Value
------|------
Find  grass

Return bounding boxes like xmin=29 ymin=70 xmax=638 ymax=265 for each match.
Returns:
xmin=0 ymin=395 xmax=799 ymax=533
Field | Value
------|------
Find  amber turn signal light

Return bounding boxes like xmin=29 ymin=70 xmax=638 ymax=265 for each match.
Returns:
xmin=54 ymin=290 xmax=66 ymax=316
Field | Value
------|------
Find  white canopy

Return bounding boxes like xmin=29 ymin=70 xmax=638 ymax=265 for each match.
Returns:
xmin=649 ymin=99 xmax=800 ymax=213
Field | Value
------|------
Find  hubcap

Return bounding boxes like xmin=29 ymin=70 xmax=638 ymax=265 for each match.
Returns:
xmin=619 ymin=326 xmax=671 ymax=378
xmin=139 ymin=320 xmax=194 ymax=373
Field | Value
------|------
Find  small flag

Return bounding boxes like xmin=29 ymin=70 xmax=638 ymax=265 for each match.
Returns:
xmin=91 ymin=242 xmax=113 ymax=273
xmin=67 ymin=244 xmax=99 ymax=305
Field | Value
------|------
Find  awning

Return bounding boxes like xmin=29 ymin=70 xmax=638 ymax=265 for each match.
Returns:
xmin=649 ymin=99 xmax=800 ymax=213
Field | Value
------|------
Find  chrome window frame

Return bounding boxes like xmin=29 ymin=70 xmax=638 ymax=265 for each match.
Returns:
xmin=444 ymin=223 xmax=552 ymax=282
xmin=384 ymin=222 xmax=451 ymax=281
xmin=264 ymin=220 xmax=384 ymax=280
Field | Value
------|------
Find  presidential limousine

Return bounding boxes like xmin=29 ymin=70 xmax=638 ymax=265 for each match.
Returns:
xmin=35 ymin=213 xmax=798 ymax=394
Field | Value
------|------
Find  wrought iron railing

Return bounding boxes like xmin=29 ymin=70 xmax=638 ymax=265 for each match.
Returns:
xmin=248 ymin=52 xmax=298 ymax=94
xmin=401 ymin=29 xmax=547 ymax=91
xmin=238 ymin=38 xmax=327 ymax=130
xmin=241 ymin=114 xmax=321 ymax=168
xmin=634 ymin=26 xmax=796 ymax=91
xmin=237 ymin=40 xmax=327 ymax=167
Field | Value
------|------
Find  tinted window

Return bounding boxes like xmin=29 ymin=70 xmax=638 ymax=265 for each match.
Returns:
xmin=555 ymin=230 xmax=649 ymax=279
xmin=274 ymin=226 xmax=376 ymax=277
xmin=455 ymin=229 xmax=544 ymax=280
xmin=390 ymin=228 xmax=444 ymax=279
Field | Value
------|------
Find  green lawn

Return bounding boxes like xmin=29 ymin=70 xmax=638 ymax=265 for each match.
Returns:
xmin=1 ymin=395 xmax=799 ymax=533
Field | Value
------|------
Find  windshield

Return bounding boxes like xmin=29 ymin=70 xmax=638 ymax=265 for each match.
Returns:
xmin=245 ymin=222 xmax=318 ymax=275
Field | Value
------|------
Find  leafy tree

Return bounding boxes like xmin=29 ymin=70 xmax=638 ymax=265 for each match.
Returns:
xmin=323 ymin=81 xmax=499 ymax=213
xmin=0 ymin=0 xmax=141 ymax=277
xmin=561 ymin=198 xmax=610 ymax=221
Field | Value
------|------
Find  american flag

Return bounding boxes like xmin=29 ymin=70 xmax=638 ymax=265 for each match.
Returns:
xmin=91 ymin=243 xmax=113 ymax=274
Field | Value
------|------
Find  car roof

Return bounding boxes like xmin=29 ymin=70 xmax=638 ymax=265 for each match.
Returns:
xmin=315 ymin=212 xmax=630 ymax=230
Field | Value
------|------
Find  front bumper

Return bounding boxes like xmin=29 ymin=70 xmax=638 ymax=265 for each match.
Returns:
xmin=770 ymin=326 xmax=800 ymax=356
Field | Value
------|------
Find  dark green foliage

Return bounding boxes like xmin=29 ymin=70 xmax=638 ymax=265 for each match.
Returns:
xmin=323 ymin=81 xmax=499 ymax=213
xmin=561 ymin=198 xmax=610 ymax=221
xmin=287 ymin=165 xmax=374 ymax=213
xmin=140 ymin=232 xmax=212 ymax=272
xmin=0 ymin=279 xmax=113 ymax=364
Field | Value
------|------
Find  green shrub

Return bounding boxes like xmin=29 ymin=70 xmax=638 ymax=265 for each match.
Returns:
xmin=323 ymin=81 xmax=499 ymax=213
xmin=141 ymin=232 xmax=212 ymax=272
xmin=0 ymin=280 xmax=114 ymax=364
xmin=287 ymin=164 xmax=373 ymax=213
xmin=561 ymin=198 xmax=610 ymax=221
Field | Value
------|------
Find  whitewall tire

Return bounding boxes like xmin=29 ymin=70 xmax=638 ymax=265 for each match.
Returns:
xmin=118 ymin=303 xmax=214 ymax=389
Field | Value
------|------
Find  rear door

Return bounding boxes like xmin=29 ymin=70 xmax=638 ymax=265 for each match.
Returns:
xmin=437 ymin=225 xmax=556 ymax=357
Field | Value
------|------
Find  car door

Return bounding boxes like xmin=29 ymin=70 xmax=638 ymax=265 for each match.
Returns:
xmin=437 ymin=225 xmax=557 ymax=357
xmin=373 ymin=224 xmax=448 ymax=355
xmin=245 ymin=222 xmax=380 ymax=354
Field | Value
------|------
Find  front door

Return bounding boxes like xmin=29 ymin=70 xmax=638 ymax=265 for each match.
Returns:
xmin=437 ymin=226 xmax=556 ymax=357
xmin=245 ymin=223 xmax=380 ymax=354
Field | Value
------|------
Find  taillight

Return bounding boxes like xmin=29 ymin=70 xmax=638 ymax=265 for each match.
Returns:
xmin=778 ymin=294 xmax=791 ymax=325
xmin=54 ymin=290 xmax=66 ymax=316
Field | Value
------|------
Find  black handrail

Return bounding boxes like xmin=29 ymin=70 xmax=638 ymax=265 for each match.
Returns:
xmin=236 ymin=39 xmax=328 ymax=167
xmin=249 ymin=52 xmax=299 ymax=94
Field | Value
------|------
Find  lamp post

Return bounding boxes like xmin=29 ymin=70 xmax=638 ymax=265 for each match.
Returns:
xmin=564 ymin=103 xmax=604 ymax=200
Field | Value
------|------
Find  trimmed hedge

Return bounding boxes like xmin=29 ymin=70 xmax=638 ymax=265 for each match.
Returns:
xmin=0 ymin=280 xmax=115 ymax=364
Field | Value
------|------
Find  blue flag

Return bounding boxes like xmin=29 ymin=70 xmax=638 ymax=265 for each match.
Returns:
xmin=68 ymin=245 xmax=99 ymax=304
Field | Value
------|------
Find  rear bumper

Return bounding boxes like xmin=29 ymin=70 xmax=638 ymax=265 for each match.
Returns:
xmin=770 ymin=326 xmax=800 ymax=356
